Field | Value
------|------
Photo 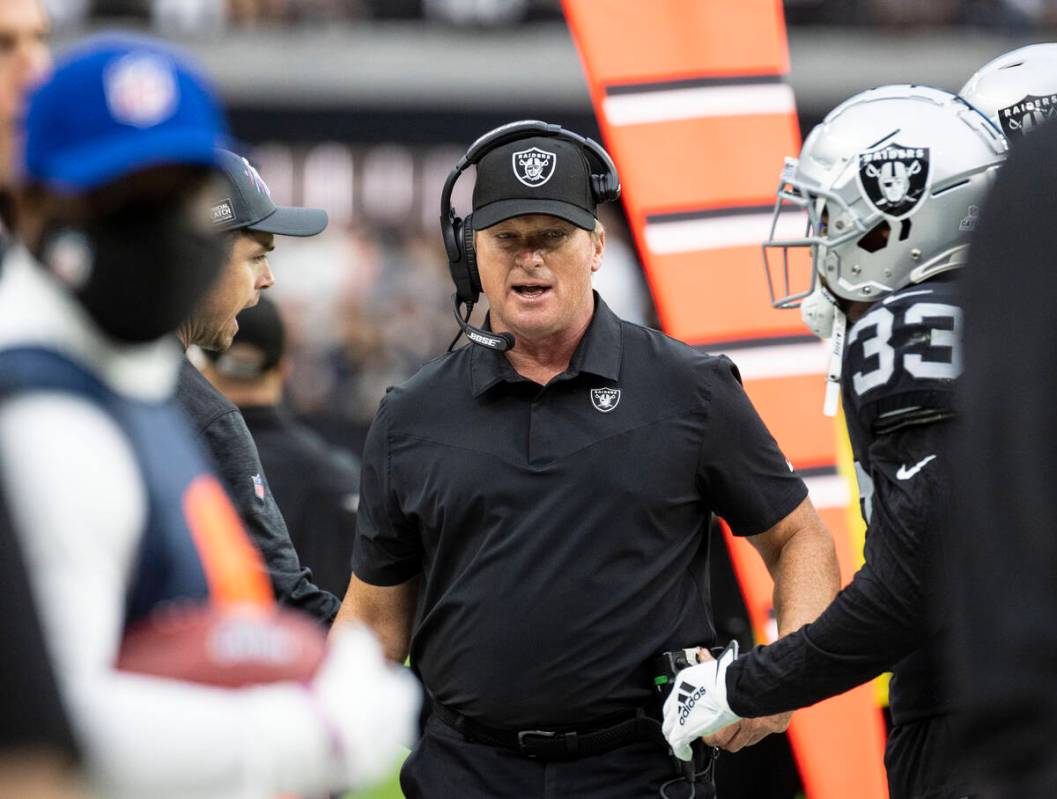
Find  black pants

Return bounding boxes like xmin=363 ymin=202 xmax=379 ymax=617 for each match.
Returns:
xmin=886 ymin=715 xmax=974 ymax=799
xmin=401 ymin=715 xmax=716 ymax=799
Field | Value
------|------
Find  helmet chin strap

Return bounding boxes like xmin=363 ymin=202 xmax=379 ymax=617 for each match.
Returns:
xmin=823 ymin=306 xmax=847 ymax=418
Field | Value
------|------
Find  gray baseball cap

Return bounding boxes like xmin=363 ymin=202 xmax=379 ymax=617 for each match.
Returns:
xmin=210 ymin=149 xmax=328 ymax=236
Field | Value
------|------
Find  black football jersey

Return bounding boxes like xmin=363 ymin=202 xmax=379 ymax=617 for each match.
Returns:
xmin=727 ymin=277 xmax=964 ymax=794
xmin=843 ymin=276 xmax=961 ymax=723
xmin=842 ymin=274 xmax=960 ymax=477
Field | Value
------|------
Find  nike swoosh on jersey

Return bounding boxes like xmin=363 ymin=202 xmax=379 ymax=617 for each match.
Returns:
xmin=896 ymin=454 xmax=937 ymax=480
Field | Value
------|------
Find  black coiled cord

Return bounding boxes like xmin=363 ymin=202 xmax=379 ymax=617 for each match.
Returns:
xmin=659 ymin=747 xmax=718 ymax=799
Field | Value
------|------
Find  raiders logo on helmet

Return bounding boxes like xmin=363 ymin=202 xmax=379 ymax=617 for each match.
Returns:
xmin=857 ymin=142 xmax=931 ymax=218
xmin=512 ymin=147 xmax=557 ymax=187
xmin=997 ymin=94 xmax=1057 ymax=138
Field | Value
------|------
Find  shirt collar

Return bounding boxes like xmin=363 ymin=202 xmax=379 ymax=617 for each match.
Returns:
xmin=469 ymin=292 xmax=623 ymax=397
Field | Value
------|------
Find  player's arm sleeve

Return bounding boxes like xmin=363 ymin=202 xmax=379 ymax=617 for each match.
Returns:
xmin=696 ymin=357 xmax=808 ymax=535
xmin=350 ymin=396 xmax=422 ymax=586
xmin=0 ymin=396 xmax=342 ymax=798
xmin=199 ymin=408 xmax=340 ymax=623
xmin=725 ymin=429 xmax=942 ymax=717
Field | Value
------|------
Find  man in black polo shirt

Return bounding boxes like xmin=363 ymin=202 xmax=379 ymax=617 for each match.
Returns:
xmin=336 ymin=123 xmax=840 ymax=798
xmin=176 ymin=149 xmax=340 ymax=623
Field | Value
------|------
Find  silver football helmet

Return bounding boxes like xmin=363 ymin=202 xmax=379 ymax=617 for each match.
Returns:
xmin=961 ymin=43 xmax=1057 ymax=140
xmin=762 ymin=84 xmax=1007 ymax=310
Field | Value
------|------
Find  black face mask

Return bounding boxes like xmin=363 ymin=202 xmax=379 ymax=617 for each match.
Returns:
xmin=41 ymin=199 xmax=227 ymax=344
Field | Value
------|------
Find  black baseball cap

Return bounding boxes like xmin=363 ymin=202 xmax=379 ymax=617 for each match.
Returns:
xmin=204 ymin=295 xmax=286 ymax=379
xmin=210 ymin=149 xmax=328 ymax=236
xmin=472 ymin=136 xmax=596 ymax=231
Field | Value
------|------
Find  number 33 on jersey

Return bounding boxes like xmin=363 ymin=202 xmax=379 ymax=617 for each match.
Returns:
xmin=843 ymin=278 xmax=962 ymax=438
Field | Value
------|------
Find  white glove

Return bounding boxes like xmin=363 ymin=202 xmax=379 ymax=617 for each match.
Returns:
xmin=310 ymin=624 xmax=421 ymax=791
xmin=661 ymin=641 xmax=741 ymax=762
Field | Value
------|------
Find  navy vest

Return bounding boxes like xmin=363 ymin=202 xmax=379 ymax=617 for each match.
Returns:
xmin=0 ymin=346 xmax=260 ymax=626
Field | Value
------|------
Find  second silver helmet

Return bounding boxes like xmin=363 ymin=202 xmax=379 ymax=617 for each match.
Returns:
xmin=961 ymin=43 xmax=1057 ymax=140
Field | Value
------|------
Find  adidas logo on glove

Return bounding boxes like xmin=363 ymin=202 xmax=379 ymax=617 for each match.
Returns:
xmin=676 ymin=680 xmax=709 ymax=726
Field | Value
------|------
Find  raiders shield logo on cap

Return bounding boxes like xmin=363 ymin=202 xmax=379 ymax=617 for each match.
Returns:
xmin=998 ymin=94 xmax=1057 ymax=138
xmin=857 ymin=142 xmax=930 ymax=218
xmin=512 ymin=147 xmax=557 ymax=187
xmin=590 ymin=387 xmax=621 ymax=413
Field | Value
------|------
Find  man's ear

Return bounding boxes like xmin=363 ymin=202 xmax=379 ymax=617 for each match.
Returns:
xmin=590 ymin=225 xmax=605 ymax=273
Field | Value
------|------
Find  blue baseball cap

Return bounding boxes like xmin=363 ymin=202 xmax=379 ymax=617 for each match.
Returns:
xmin=24 ymin=33 xmax=228 ymax=192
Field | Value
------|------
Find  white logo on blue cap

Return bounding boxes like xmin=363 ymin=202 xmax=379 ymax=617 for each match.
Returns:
xmin=513 ymin=147 xmax=556 ymax=187
xmin=104 ymin=53 xmax=178 ymax=128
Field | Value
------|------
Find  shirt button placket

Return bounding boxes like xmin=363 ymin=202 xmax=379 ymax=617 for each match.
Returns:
xmin=528 ymin=387 xmax=546 ymax=465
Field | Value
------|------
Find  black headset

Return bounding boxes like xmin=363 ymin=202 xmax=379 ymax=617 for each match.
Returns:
xmin=440 ymin=119 xmax=621 ymax=308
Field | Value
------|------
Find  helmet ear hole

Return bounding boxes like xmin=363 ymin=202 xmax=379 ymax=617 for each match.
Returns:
xmin=857 ymin=220 xmax=891 ymax=253
xmin=898 ymin=219 xmax=912 ymax=241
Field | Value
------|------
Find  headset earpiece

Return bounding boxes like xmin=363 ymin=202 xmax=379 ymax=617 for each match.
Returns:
xmin=590 ymin=172 xmax=620 ymax=204
xmin=463 ymin=213 xmax=481 ymax=299
xmin=446 ymin=214 xmax=479 ymax=305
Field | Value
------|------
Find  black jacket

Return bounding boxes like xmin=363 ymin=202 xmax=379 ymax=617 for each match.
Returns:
xmin=175 ymin=359 xmax=339 ymax=623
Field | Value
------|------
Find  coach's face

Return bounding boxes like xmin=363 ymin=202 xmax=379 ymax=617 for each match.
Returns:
xmin=0 ymin=0 xmax=49 ymax=187
xmin=476 ymin=213 xmax=603 ymax=343
xmin=186 ymin=229 xmax=274 ymax=352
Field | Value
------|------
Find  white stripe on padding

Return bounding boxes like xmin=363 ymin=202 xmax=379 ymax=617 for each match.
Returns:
xmin=603 ymin=83 xmax=796 ymax=126
xmin=715 ymin=341 xmax=828 ymax=380
xmin=803 ymin=474 xmax=852 ymax=509
xmin=645 ymin=209 xmax=806 ymax=254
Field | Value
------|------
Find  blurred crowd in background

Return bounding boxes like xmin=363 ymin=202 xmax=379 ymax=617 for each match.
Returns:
xmin=43 ymin=0 xmax=1057 ymax=31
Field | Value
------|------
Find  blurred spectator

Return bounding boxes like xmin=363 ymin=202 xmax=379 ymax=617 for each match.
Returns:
xmin=152 ymin=0 xmax=226 ymax=35
xmin=201 ymin=295 xmax=362 ymax=599
xmin=423 ymin=0 xmax=530 ymax=26
xmin=57 ymin=0 xmax=1057 ymax=29
xmin=39 ymin=0 xmax=89 ymax=32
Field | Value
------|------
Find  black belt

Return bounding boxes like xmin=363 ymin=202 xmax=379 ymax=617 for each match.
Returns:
xmin=431 ymin=701 xmax=666 ymax=761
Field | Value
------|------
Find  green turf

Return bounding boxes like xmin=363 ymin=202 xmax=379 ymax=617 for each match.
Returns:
xmin=345 ymin=760 xmax=404 ymax=799
xmin=347 ymin=774 xmax=402 ymax=799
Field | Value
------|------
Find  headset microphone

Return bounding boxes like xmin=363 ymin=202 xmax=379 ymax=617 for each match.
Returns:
xmin=449 ymin=294 xmax=514 ymax=352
